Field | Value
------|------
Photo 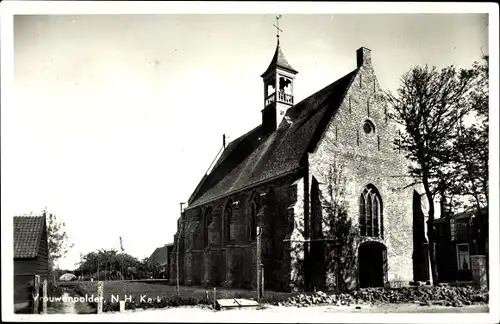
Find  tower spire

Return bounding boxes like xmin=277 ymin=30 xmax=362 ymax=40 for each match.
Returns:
xmin=273 ymin=15 xmax=283 ymax=43
xmin=261 ymin=15 xmax=297 ymax=78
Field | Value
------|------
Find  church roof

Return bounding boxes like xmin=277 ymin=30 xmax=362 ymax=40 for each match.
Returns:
xmin=187 ymin=68 xmax=359 ymax=209
xmin=261 ymin=40 xmax=298 ymax=77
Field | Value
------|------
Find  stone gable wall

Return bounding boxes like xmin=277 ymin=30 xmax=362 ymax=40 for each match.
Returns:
xmin=308 ymin=51 xmax=417 ymax=289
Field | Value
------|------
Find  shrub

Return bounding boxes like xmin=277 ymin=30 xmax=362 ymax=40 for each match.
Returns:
xmin=99 ymin=295 xmax=202 ymax=312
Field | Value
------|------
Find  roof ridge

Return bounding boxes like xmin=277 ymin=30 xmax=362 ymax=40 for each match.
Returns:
xmin=187 ymin=68 xmax=359 ymax=209
xmin=305 ymin=69 xmax=359 ymax=153
xmin=188 ymin=126 xmax=263 ymax=205
xmin=14 ymin=215 xmax=44 ymax=218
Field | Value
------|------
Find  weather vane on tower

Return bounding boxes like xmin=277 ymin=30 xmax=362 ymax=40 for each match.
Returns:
xmin=273 ymin=15 xmax=283 ymax=41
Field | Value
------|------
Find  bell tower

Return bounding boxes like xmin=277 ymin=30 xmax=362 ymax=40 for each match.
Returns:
xmin=261 ymin=15 xmax=298 ymax=134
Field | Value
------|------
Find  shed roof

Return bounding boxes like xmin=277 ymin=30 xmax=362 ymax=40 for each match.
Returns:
xmin=14 ymin=216 xmax=46 ymax=259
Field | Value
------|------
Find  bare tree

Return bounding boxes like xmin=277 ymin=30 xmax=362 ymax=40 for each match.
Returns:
xmin=45 ymin=209 xmax=74 ymax=283
xmin=451 ymin=55 xmax=489 ymax=215
xmin=383 ymin=64 xmax=479 ymax=284
xmin=319 ymin=160 xmax=358 ymax=292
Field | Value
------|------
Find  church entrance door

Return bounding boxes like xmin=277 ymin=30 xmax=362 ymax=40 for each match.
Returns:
xmin=358 ymin=242 xmax=386 ymax=288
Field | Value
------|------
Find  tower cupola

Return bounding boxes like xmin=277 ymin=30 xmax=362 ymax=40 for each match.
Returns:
xmin=260 ymin=16 xmax=298 ymax=134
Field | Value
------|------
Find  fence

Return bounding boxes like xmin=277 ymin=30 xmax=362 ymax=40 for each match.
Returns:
xmin=14 ymin=275 xmax=48 ymax=314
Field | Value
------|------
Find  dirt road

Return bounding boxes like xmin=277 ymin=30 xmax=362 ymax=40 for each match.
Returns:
xmin=92 ymin=303 xmax=489 ymax=322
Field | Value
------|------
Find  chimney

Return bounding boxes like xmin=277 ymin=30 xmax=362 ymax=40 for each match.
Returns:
xmin=356 ymin=47 xmax=372 ymax=68
xmin=223 ymin=134 xmax=226 ymax=148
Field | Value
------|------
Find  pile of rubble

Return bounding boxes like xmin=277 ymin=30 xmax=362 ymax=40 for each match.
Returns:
xmin=275 ymin=286 xmax=488 ymax=308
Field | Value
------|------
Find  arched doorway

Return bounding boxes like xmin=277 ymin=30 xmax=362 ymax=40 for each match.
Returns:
xmin=358 ymin=242 xmax=386 ymax=288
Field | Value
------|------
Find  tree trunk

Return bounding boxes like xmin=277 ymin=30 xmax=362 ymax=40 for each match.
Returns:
xmin=335 ymin=243 xmax=341 ymax=294
xmin=439 ymin=188 xmax=446 ymax=218
xmin=482 ymin=180 xmax=488 ymax=203
xmin=423 ymin=177 xmax=439 ymax=285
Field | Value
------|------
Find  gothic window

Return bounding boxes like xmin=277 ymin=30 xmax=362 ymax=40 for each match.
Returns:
xmin=223 ymin=202 xmax=232 ymax=245
xmin=250 ymin=197 xmax=258 ymax=242
xmin=359 ymin=185 xmax=383 ymax=238
xmin=203 ymin=208 xmax=212 ymax=248
xmin=196 ymin=211 xmax=204 ymax=250
xmin=363 ymin=120 xmax=375 ymax=134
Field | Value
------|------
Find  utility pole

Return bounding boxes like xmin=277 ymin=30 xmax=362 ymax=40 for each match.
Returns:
xmin=120 ymin=236 xmax=125 ymax=280
xmin=97 ymin=254 xmax=100 ymax=282
xmin=177 ymin=202 xmax=186 ymax=296
xmin=256 ymin=226 xmax=262 ymax=303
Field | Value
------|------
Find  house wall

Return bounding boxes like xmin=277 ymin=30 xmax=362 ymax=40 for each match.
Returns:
xmin=435 ymin=213 xmax=487 ymax=283
xmin=308 ymin=50 xmax=419 ymax=290
xmin=14 ymin=259 xmax=39 ymax=306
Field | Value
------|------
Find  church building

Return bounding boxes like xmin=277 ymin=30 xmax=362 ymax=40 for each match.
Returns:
xmin=169 ymin=30 xmax=430 ymax=292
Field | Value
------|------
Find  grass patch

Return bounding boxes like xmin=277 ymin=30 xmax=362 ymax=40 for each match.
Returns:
xmin=74 ymin=281 xmax=297 ymax=312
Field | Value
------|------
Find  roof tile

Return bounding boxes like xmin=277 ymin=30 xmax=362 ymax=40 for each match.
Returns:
xmin=13 ymin=216 xmax=46 ymax=259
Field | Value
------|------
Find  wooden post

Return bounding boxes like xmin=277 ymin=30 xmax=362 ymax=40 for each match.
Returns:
xmin=470 ymin=255 xmax=488 ymax=292
xmin=97 ymin=281 xmax=104 ymax=314
xmin=119 ymin=300 xmax=125 ymax=312
xmin=176 ymin=233 xmax=180 ymax=296
xmin=256 ymin=226 xmax=261 ymax=303
xmin=261 ymin=265 xmax=264 ymax=299
xmin=33 ymin=275 xmax=40 ymax=314
xmin=42 ymin=279 xmax=48 ymax=314
xmin=97 ymin=255 xmax=100 ymax=283
xmin=177 ymin=202 xmax=186 ymax=296
xmin=213 ymin=288 xmax=217 ymax=309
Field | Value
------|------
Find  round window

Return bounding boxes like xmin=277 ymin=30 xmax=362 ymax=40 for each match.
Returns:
xmin=363 ymin=121 xmax=374 ymax=134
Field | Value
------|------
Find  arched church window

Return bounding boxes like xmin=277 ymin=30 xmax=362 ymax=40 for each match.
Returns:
xmin=196 ymin=210 xmax=203 ymax=249
xmin=359 ymin=185 xmax=383 ymax=238
xmin=224 ymin=202 xmax=232 ymax=245
xmin=203 ymin=208 xmax=212 ymax=248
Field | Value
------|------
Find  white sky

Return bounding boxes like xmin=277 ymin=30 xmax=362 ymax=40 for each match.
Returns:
xmin=3 ymin=8 xmax=490 ymax=271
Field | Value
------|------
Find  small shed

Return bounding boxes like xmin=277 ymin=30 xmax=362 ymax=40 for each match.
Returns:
xmin=13 ymin=215 xmax=49 ymax=312
xmin=59 ymin=273 xmax=77 ymax=281
xmin=148 ymin=243 xmax=173 ymax=279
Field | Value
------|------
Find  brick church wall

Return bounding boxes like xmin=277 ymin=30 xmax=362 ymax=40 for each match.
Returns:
xmin=172 ymin=172 xmax=304 ymax=290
